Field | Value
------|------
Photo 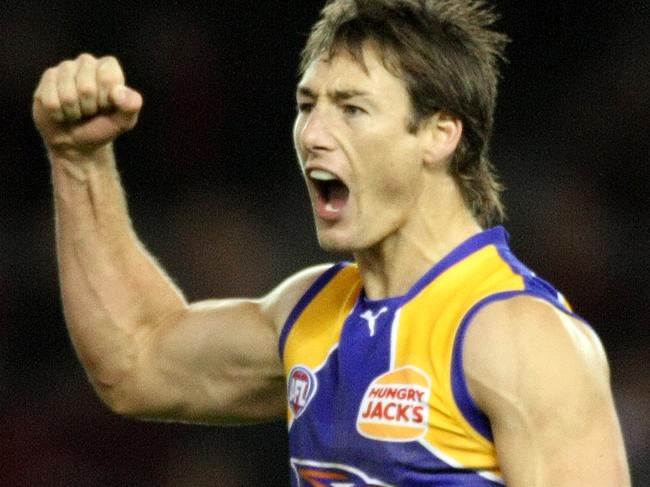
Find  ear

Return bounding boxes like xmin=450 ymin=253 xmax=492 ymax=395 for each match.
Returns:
xmin=421 ymin=112 xmax=463 ymax=167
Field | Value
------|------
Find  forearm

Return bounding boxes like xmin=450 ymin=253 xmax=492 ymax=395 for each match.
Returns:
xmin=36 ymin=55 xmax=291 ymax=423
xmin=52 ymin=145 xmax=186 ymax=397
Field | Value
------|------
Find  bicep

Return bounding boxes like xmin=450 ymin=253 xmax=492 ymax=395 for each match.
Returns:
xmin=109 ymin=264 xmax=331 ymax=424
xmin=109 ymin=298 xmax=284 ymax=423
xmin=464 ymin=297 xmax=630 ymax=486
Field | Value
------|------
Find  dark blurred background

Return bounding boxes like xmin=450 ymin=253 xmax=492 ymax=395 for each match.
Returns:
xmin=1 ymin=1 xmax=648 ymax=485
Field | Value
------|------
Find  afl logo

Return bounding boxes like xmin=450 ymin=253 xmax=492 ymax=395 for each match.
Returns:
xmin=287 ymin=365 xmax=318 ymax=419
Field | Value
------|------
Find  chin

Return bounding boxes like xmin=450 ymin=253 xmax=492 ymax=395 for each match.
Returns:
xmin=316 ymin=229 xmax=356 ymax=254
xmin=316 ymin=227 xmax=371 ymax=255
xmin=317 ymin=236 xmax=352 ymax=254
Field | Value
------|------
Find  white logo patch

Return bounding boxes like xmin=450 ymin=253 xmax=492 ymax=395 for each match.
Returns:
xmin=287 ymin=365 xmax=318 ymax=420
xmin=360 ymin=306 xmax=388 ymax=337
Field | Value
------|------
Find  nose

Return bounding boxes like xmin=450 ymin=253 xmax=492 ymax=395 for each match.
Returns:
xmin=297 ymin=106 xmax=336 ymax=155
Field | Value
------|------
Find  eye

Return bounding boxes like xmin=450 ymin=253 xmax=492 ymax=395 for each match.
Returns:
xmin=297 ymin=102 xmax=314 ymax=114
xmin=342 ymin=104 xmax=364 ymax=116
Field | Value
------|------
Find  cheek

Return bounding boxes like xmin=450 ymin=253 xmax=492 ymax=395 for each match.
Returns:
xmin=365 ymin=139 xmax=422 ymax=197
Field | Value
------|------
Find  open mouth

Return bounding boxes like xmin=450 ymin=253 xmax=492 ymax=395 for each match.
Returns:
xmin=308 ymin=169 xmax=350 ymax=215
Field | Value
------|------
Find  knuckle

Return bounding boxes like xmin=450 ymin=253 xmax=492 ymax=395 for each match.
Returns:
xmin=44 ymin=66 xmax=58 ymax=79
xmin=97 ymin=57 xmax=124 ymax=81
xmin=77 ymin=82 xmax=98 ymax=99
xmin=58 ymin=92 xmax=78 ymax=108
xmin=100 ymin=54 xmax=119 ymax=65
xmin=77 ymin=52 xmax=97 ymax=63
xmin=98 ymin=72 xmax=123 ymax=89
xmin=59 ymin=59 xmax=77 ymax=72
xmin=41 ymin=98 xmax=61 ymax=112
xmin=39 ymin=67 xmax=58 ymax=87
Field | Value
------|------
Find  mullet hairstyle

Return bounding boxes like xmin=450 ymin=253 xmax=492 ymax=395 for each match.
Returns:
xmin=300 ymin=0 xmax=509 ymax=227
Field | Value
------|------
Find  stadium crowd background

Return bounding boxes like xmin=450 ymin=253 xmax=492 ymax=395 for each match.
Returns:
xmin=0 ymin=1 xmax=648 ymax=485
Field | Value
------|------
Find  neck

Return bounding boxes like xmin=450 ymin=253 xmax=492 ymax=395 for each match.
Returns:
xmin=354 ymin=179 xmax=482 ymax=300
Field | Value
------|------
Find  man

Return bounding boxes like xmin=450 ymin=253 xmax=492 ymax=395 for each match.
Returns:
xmin=33 ymin=0 xmax=629 ymax=485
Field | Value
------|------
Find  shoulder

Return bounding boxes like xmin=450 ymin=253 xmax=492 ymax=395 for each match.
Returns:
xmin=461 ymin=285 xmax=629 ymax=484
xmin=463 ymin=295 xmax=610 ymax=423
xmin=260 ymin=263 xmax=337 ymax=334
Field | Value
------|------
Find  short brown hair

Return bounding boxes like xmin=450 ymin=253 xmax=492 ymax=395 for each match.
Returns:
xmin=301 ymin=0 xmax=509 ymax=227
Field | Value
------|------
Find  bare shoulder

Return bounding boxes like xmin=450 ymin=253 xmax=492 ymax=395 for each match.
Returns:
xmin=463 ymin=295 xmax=610 ymax=414
xmin=463 ymin=296 xmax=629 ymax=485
xmin=260 ymin=263 xmax=335 ymax=334
xmin=463 ymin=296 xmax=630 ymax=487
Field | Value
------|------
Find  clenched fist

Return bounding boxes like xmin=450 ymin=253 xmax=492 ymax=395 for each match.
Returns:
xmin=33 ymin=53 xmax=142 ymax=160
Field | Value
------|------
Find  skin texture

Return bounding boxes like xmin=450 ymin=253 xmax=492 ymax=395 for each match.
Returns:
xmin=33 ymin=50 xmax=629 ymax=485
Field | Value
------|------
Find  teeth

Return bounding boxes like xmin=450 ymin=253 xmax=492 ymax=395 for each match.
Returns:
xmin=309 ymin=169 xmax=337 ymax=181
xmin=325 ymin=202 xmax=340 ymax=213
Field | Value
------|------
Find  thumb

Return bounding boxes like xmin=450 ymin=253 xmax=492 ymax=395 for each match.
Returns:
xmin=109 ymin=85 xmax=143 ymax=126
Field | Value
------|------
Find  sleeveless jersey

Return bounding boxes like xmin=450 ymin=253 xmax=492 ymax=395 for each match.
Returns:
xmin=279 ymin=226 xmax=574 ymax=486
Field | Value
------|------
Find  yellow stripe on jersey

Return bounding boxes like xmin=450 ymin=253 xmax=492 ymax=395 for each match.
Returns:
xmin=395 ymin=243 xmax=525 ymax=470
xmin=283 ymin=264 xmax=362 ymax=373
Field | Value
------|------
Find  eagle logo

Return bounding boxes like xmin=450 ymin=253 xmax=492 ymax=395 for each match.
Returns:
xmin=291 ymin=459 xmax=392 ymax=487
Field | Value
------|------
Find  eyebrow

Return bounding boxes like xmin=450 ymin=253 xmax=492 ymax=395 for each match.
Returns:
xmin=297 ymin=86 xmax=373 ymax=103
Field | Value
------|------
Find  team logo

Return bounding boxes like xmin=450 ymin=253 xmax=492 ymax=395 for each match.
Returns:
xmin=291 ymin=459 xmax=392 ymax=487
xmin=356 ymin=366 xmax=430 ymax=442
xmin=359 ymin=306 xmax=388 ymax=337
xmin=287 ymin=365 xmax=318 ymax=419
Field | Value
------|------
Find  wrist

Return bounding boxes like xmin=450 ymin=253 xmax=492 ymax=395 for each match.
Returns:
xmin=50 ymin=144 xmax=116 ymax=183
xmin=48 ymin=142 xmax=114 ymax=164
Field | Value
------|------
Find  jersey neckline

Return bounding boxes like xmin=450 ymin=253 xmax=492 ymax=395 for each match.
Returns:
xmin=358 ymin=226 xmax=509 ymax=307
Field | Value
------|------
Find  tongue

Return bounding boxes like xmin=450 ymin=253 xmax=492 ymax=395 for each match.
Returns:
xmin=326 ymin=181 xmax=349 ymax=212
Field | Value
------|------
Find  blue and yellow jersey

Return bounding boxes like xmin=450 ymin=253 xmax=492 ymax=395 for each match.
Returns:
xmin=279 ymin=226 xmax=573 ymax=486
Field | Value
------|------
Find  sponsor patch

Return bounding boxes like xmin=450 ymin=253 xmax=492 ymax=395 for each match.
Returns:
xmin=291 ymin=459 xmax=392 ymax=487
xmin=356 ymin=365 xmax=430 ymax=442
xmin=287 ymin=365 xmax=318 ymax=419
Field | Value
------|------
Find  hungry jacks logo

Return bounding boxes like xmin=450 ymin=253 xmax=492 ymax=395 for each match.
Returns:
xmin=356 ymin=366 xmax=430 ymax=442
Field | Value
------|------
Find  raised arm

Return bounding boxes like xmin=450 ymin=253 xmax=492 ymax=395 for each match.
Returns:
xmin=464 ymin=296 xmax=630 ymax=486
xmin=33 ymin=54 xmax=324 ymax=424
